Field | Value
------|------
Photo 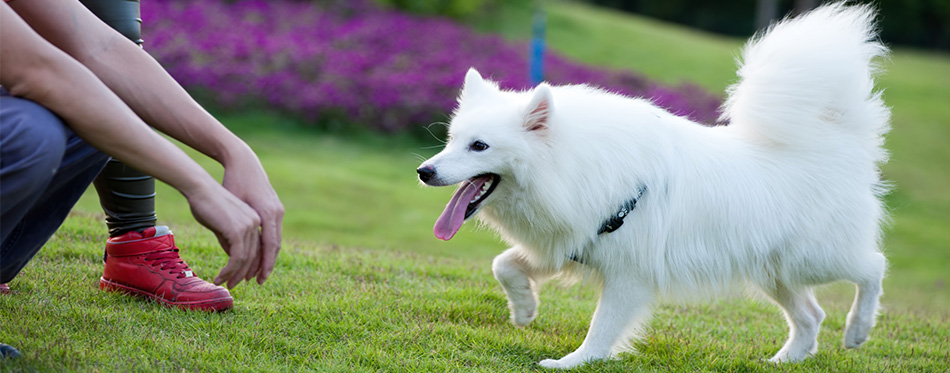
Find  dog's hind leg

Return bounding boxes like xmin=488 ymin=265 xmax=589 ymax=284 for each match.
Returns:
xmin=492 ymin=247 xmax=555 ymax=327
xmin=843 ymin=252 xmax=886 ymax=349
xmin=539 ymin=277 xmax=652 ymax=369
xmin=761 ymin=283 xmax=824 ymax=362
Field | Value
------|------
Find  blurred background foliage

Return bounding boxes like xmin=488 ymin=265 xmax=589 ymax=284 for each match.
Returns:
xmin=375 ymin=0 xmax=950 ymax=50
xmin=149 ymin=0 xmax=946 ymax=138
xmin=371 ymin=0 xmax=530 ymax=20
xmin=144 ymin=0 xmax=721 ymax=137
xmin=572 ymin=0 xmax=949 ymax=49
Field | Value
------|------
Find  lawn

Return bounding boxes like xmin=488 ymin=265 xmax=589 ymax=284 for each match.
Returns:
xmin=2 ymin=1 xmax=949 ymax=371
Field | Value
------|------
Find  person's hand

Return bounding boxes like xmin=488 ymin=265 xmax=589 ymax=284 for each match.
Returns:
xmin=184 ymin=181 xmax=263 ymax=288
xmin=221 ymin=145 xmax=285 ymax=285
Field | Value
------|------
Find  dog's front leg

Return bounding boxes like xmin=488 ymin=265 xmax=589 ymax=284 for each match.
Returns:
xmin=539 ymin=278 xmax=652 ymax=369
xmin=492 ymin=247 xmax=554 ymax=326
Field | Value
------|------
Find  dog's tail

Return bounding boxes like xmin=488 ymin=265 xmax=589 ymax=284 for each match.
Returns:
xmin=720 ymin=3 xmax=890 ymax=162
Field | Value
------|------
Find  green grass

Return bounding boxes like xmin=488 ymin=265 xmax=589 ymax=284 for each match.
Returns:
xmin=3 ymin=1 xmax=950 ymax=371
xmin=2 ymin=213 xmax=948 ymax=371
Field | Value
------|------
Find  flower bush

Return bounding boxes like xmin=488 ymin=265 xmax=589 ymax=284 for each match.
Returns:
xmin=142 ymin=0 xmax=722 ymax=133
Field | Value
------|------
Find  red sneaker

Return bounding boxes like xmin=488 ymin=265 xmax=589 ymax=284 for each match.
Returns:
xmin=100 ymin=226 xmax=233 ymax=311
xmin=0 ymin=283 xmax=10 ymax=294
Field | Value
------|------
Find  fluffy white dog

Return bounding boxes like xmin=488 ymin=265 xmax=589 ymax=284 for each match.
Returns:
xmin=417 ymin=3 xmax=890 ymax=369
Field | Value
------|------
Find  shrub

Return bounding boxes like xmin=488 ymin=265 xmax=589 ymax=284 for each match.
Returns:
xmin=142 ymin=0 xmax=722 ymax=134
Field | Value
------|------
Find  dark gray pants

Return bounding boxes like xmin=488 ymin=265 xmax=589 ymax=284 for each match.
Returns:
xmin=0 ymin=94 xmax=110 ymax=283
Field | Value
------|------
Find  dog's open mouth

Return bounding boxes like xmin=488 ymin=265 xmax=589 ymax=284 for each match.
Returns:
xmin=433 ymin=173 xmax=499 ymax=240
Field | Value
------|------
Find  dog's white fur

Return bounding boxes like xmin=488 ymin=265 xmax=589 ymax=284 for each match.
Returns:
xmin=419 ymin=4 xmax=889 ymax=368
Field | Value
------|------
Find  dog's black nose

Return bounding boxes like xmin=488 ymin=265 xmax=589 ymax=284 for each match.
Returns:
xmin=417 ymin=166 xmax=436 ymax=183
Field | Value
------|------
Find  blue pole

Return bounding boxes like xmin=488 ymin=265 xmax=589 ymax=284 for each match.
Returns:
xmin=530 ymin=8 xmax=546 ymax=86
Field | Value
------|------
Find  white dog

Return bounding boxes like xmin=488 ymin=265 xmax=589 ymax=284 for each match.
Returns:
xmin=417 ymin=3 xmax=889 ymax=369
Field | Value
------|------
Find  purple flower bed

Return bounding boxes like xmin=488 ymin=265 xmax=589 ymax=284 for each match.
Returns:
xmin=142 ymin=0 xmax=722 ymax=133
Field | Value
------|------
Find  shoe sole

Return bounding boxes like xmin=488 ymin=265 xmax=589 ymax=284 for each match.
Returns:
xmin=99 ymin=277 xmax=233 ymax=312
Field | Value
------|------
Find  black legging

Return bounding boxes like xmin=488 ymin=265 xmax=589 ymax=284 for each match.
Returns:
xmin=82 ymin=0 xmax=157 ymax=237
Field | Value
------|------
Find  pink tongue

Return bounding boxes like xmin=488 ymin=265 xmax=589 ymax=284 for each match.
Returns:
xmin=434 ymin=177 xmax=489 ymax=240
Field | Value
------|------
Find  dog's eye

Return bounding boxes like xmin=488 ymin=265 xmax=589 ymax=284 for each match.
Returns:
xmin=469 ymin=140 xmax=489 ymax=152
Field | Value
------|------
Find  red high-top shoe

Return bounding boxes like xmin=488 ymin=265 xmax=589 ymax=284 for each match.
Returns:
xmin=100 ymin=226 xmax=233 ymax=311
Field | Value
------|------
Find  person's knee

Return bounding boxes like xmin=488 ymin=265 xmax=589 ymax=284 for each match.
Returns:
xmin=0 ymin=97 xmax=69 ymax=187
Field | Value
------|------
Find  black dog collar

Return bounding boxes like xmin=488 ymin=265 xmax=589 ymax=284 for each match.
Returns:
xmin=597 ymin=185 xmax=647 ymax=234
xmin=570 ymin=185 xmax=647 ymax=264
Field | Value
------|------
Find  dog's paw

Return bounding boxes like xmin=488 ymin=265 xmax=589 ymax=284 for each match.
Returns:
xmin=843 ymin=333 xmax=867 ymax=349
xmin=539 ymin=358 xmax=572 ymax=369
xmin=538 ymin=352 xmax=599 ymax=369
xmin=843 ymin=321 xmax=871 ymax=349
xmin=510 ymin=306 xmax=536 ymax=327
xmin=767 ymin=349 xmax=811 ymax=363
xmin=506 ymin=291 xmax=539 ymax=327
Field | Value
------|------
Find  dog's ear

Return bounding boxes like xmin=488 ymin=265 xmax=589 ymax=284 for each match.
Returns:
xmin=525 ymin=83 xmax=552 ymax=132
xmin=461 ymin=68 xmax=494 ymax=99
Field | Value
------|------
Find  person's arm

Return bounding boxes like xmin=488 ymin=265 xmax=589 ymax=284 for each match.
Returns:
xmin=0 ymin=4 xmax=266 ymax=288
xmin=8 ymin=0 xmax=284 ymax=285
xmin=11 ymin=0 xmax=242 ymax=166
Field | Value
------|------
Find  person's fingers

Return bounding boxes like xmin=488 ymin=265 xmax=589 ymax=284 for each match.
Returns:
xmin=228 ymin=216 xmax=262 ymax=288
xmin=245 ymin=254 xmax=261 ymax=282
xmin=218 ymin=231 xmax=256 ymax=288
xmin=243 ymin=227 xmax=262 ymax=282
xmin=214 ymin=232 xmax=247 ymax=287
xmin=257 ymin=202 xmax=284 ymax=284
xmin=215 ymin=246 xmax=244 ymax=287
xmin=211 ymin=231 xmax=233 ymax=286
xmin=198 ymin=215 xmax=240 ymax=287
xmin=215 ymin=256 xmax=240 ymax=287
xmin=212 ymin=210 xmax=261 ymax=288
xmin=243 ymin=222 xmax=263 ymax=282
